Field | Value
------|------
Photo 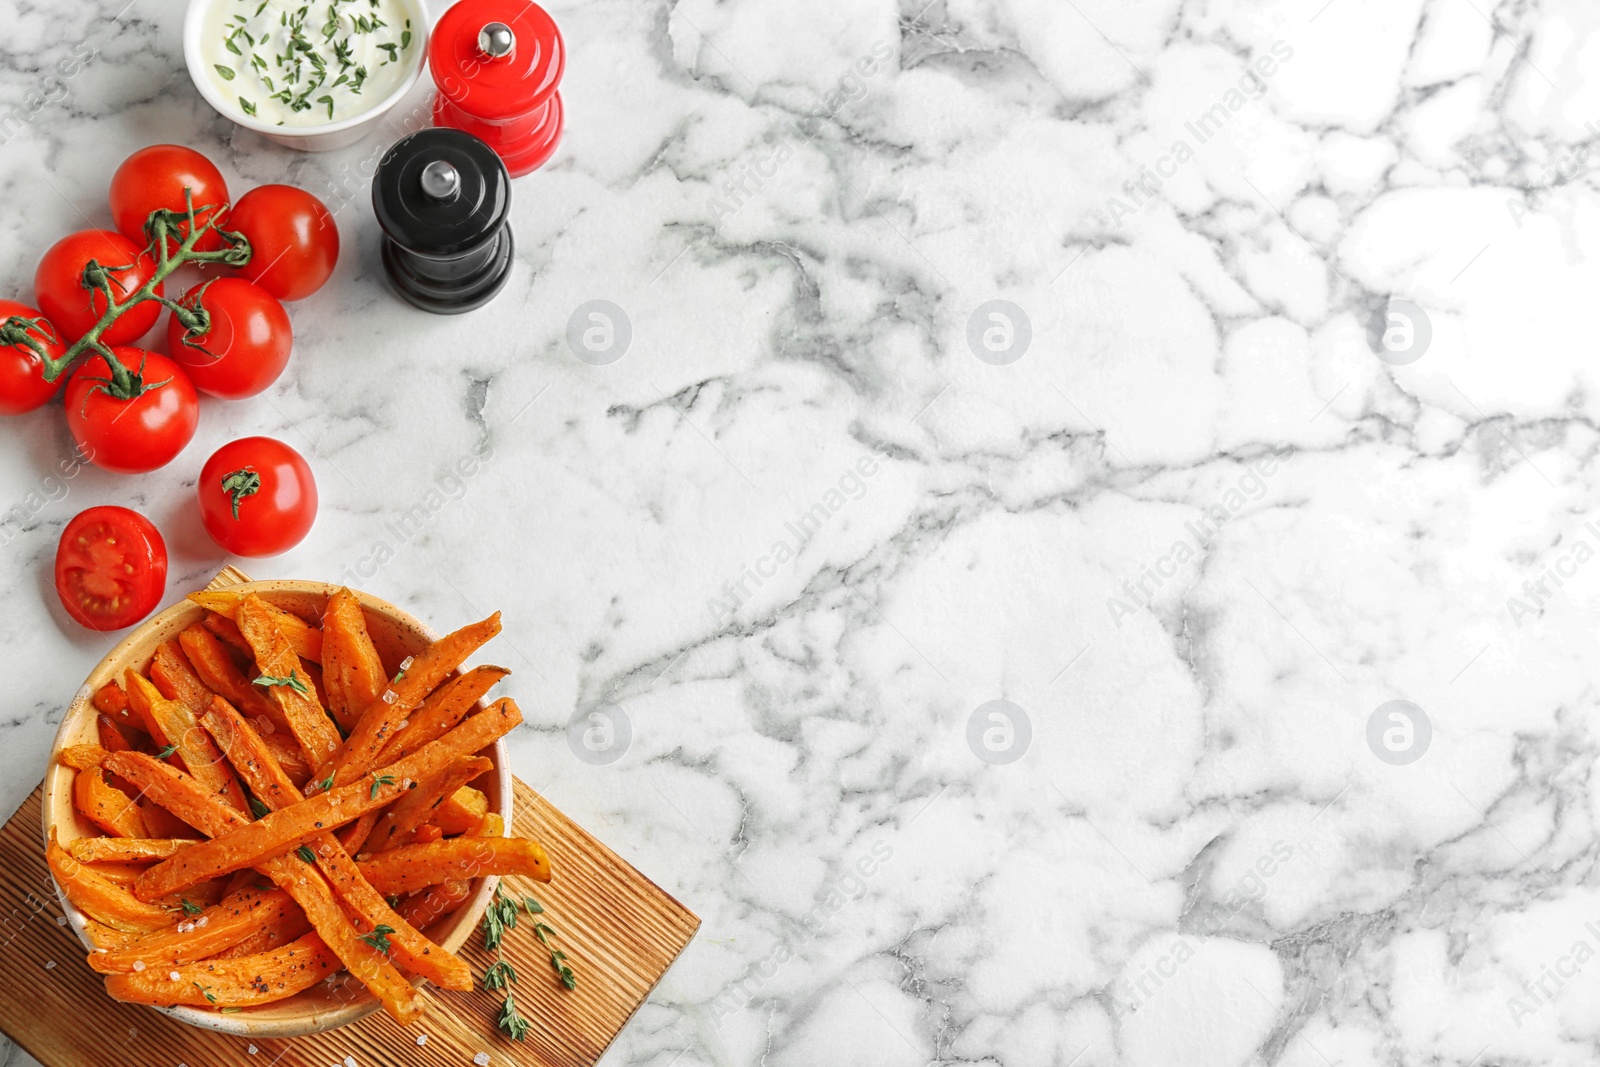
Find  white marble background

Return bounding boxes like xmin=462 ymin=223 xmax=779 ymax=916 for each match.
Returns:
xmin=2 ymin=0 xmax=1599 ymax=1063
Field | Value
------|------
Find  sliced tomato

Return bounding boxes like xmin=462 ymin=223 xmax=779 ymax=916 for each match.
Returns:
xmin=55 ymin=506 xmax=168 ymax=631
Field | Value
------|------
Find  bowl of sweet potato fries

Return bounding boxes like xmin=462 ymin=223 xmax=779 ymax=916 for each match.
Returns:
xmin=42 ymin=578 xmax=549 ymax=1037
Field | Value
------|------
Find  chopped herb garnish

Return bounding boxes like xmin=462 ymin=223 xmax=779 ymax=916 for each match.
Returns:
xmin=238 ymin=96 xmax=257 ymax=116
xmin=156 ymin=743 xmax=178 ymax=759
xmin=318 ymin=772 xmax=335 ymax=793
xmin=369 ymin=773 xmax=396 ymax=799
xmin=401 ymin=25 xmax=411 ymax=50
xmin=357 ymin=924 xmax=395 ymax=954
xmin=180 ymin=898 xmax=203 ymax=916
xmin=214 ymin=63 xmax=235 ymax=80
xmin=248 ymin=795 xmax=271 ymax=819
xmin=318 ymin=94 xmax=334 ymax=119
xmin=296 ymin=845 xmax=317 ymax=863
xmin=253 ymin=670 xmax=309 ymax=696
xmin=377 ymin=42 xmax=397 ymax=63
xmin=192 ymin=981 xmax=217 ymax=1004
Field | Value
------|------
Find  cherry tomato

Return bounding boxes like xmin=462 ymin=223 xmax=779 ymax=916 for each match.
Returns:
xmin=198 ymin=437 xmax=317 ymax=557
xmin=54 ymin=505 xmax=168 ymax=631
xmin=225 ymin=185 xmax=339 ymax=301
xmin=109 ymin=145 xmax=230 ymax=255
xmin=35 ymin=230 xmax=163 ymax=345
xmin=0 ymin=299 xmax=65 ymax=414
xmin=64 ymin=349 xmax=198 ymax=474
xmin=166 ymin=279 xmax=291 ymax=399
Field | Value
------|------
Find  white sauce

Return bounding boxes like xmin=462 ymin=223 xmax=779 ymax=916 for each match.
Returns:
xmin=202 ymin=0 xmax=415 ymax=127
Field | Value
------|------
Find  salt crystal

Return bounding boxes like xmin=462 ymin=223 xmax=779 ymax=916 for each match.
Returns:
xmin=415 ymin=1035 xmax=427 ymax=1047
xmin=169 ymin=971 xmax=181 ymax=981
xmin=400 ymin=657 xmax=414 ymax=670
xmin=44 ymin=961 xmax=55 ymax=970
xmin=196 ymin=916 xmax=209 ymax=928
xmin=397 ymin=720 xmax=409 ymax=730
xmin=247 ymin=1045 xmax=258 ymax=1055
xmin=344 ymin=1057 xmax=357 ymax=1067
xmin=382 ymin=690 xmax=397 ymax=704
xmin=132 ymin=961 xmax=146 ymax=972
xmin=473 ymin=1054 xmax=490 ymax=1066
xmin=54 ymin=916 xmax=67 ymax=926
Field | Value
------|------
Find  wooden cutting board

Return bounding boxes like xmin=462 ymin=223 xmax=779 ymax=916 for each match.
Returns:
xmin=0 ymin=776 xmax=698 ymax=1066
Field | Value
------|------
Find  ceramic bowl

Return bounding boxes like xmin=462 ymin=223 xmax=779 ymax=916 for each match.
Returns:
xmin=182 ymin=0 xmax=430 ymax=152
xmin=42 ymin=577 xmax=510 ymax=1037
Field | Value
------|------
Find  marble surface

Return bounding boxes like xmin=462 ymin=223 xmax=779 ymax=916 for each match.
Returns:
xmin=2 ymin=0 xmax=1600 ymax=1063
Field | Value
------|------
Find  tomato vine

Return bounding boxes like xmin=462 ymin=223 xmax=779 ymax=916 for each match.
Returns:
xmin=0 ymin=190 xmax=251 ymax=399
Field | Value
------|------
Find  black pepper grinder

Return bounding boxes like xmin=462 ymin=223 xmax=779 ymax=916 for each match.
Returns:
xmin=371 ymin=127 xmax=514 ymax=314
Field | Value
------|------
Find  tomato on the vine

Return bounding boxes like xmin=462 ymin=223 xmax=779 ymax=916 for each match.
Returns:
xmin=224 ymin=185 xmax=339 ymax=301
xmin=109 ymin=145 xmax=230 ymax=254
xmin=64 ymin=349 xmax=198 ymax=474
xmin=166 ymin=278 xmax=291 ymax=399
xmin=198 ymin=437 xmax=317 ymax=557
xmin=54 ymin=506 xmax=168 ymax=631
xmin=35 ymin=230 xmax=163 ymax=345
xmin=0 ymin=300 xmax=65 ymax=414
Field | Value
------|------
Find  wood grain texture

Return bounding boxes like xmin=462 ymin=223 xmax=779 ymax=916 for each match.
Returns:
xmin=0 ymin=779 xmax=698 ymax=1066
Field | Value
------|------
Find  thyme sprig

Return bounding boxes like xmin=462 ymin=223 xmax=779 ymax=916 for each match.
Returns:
xmin=480 ymin=887 xmax=577 ymax=1040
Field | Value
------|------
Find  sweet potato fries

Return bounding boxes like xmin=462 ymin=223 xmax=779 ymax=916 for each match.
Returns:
xmin=50 ymin=588 xmax=542 ymax=1026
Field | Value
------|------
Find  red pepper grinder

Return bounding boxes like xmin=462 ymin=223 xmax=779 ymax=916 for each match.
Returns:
xmin=429 ymin=0 xmax=565 ymax=178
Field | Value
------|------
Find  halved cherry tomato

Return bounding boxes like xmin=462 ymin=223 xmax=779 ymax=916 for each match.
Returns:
xmin=224 ymin=185 xmax=338 ymax=301
xmin=166 ymin=278 xmax=291 ymax=399
xmin=34 ymin=230 xmax=162 ymax=345
xmin=109 ymin=145 xmax=230 ymax=255
xmin=55 ymin=506 xmax=168 ymax=631
xmin=64 ymin=349 xmax=198 ymax=474
xmin=0 ymin=299 xmax=65 ymax=414
xmin=198 ymin=437 xmax=317 ymax=557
